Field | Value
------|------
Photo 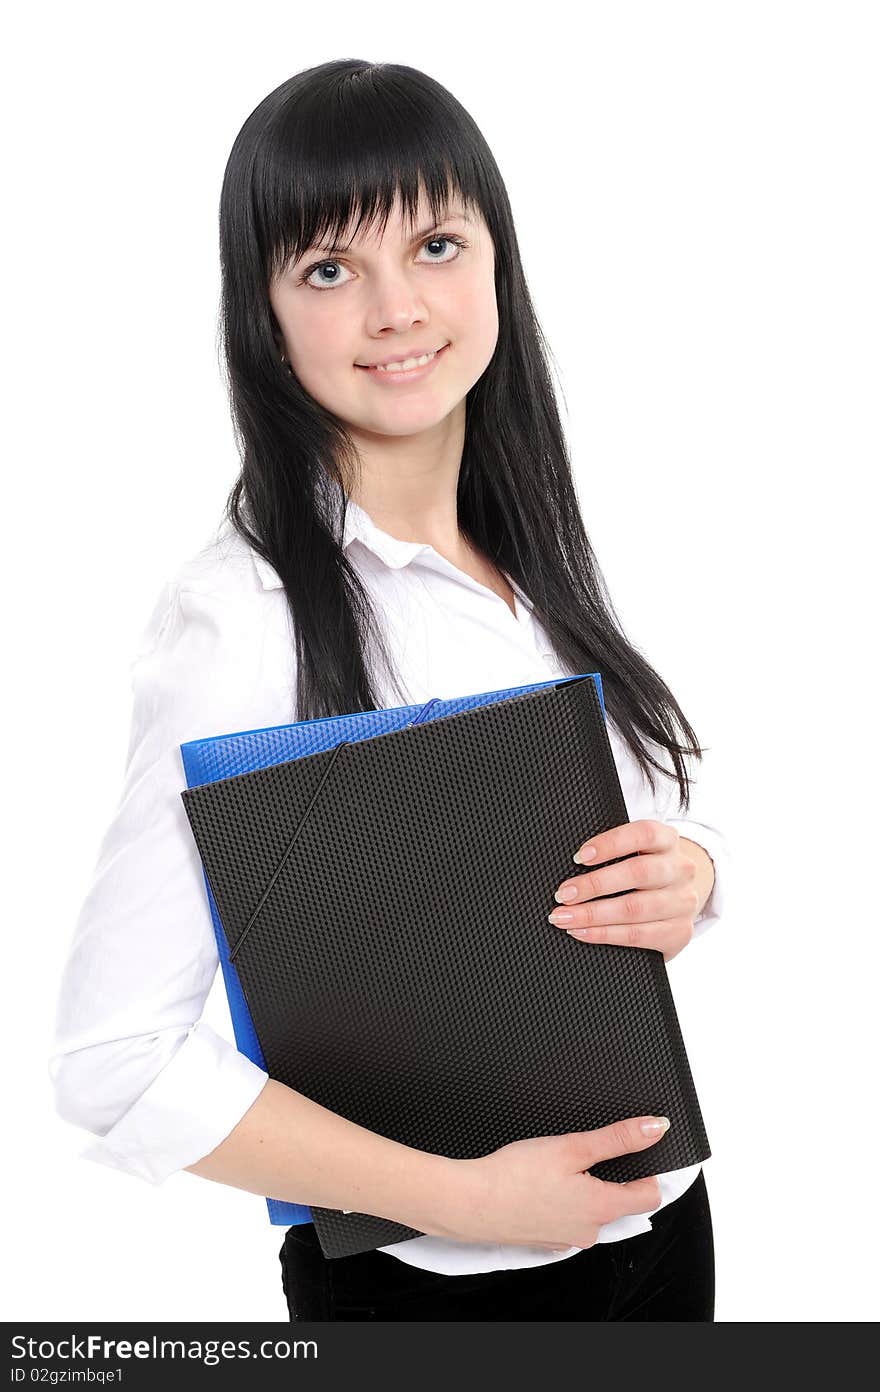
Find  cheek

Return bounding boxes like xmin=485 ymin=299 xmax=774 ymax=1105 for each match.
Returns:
xmin=453 ymin=271 xmax=498 ymax=351
xmin=287 ymin=314 xmax=352 ymax=389
xmin=479 ymin=291 xmax=500 ymax=353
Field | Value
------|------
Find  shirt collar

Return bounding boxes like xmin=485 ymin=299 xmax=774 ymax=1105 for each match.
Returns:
xmin=250 ymin=494 xmax=534 ymax=616
xmin=249 ymin=496 xmax=427 ymax=588
xmin=339 ymin=496 xmax=434 ymax=570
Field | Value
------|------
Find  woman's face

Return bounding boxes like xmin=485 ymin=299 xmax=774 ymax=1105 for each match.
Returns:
xmin=268 ymin=193 xmax=497 ymax=441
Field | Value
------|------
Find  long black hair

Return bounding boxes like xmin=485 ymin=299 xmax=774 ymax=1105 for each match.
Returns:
xmin=217 ymin=58 xmax=705 ymax=812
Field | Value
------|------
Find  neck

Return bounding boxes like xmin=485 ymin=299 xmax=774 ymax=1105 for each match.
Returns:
xmin=341 ymin=401 xmax=469 ymax=555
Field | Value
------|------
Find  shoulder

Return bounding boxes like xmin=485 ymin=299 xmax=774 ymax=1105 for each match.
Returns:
xmin=131 ymin=520 xmax=296 ymax=730
xmin=171 ymin=515 xmax=281 ymax=599
xmin=128 ymin=519 xmax=276 ymax=665
xmin=136 ymin=518 xmax=288 ymax=656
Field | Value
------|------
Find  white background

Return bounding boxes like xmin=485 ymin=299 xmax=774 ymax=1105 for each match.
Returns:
xmin=5 ymin=0 xmax=877 ymax=1322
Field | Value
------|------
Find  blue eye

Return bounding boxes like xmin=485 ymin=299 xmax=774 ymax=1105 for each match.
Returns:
xmin=301 ymin=233 xmax=467 ymax=291
xmin=421 ymin=235 xmax=465 ymax=261
xmin=305 ymin=262 xmax=350 ymax=289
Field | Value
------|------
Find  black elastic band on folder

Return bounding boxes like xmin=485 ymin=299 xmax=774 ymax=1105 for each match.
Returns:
xmin=229 ymin=739 xmax=350 ymax=963
xmin=228 ymin=701 xmax=439 ymax=963
xmin=411 ymin=697 xmax=439 ymax=725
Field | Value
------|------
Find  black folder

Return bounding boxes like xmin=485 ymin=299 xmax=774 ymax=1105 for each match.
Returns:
xmin=180 ymin=674 xmax=710 ymax=1258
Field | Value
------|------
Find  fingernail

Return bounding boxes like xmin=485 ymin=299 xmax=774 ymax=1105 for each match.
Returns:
xmin=640 ymin=1117 xmax=671 ymax=1135
xmin=548 ymin=910 xmax=575 ymax=925
xmin=574 ymin=846 xmax=597 ymax=864
xmin=554 ymin=885 xmax=579 ymax=903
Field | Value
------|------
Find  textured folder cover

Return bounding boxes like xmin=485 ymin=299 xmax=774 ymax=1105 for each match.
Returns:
xmin=180 ymin=674 xmax=710 ymax=1259
xmin=179 ymin=675 xmax=582 ymax=1232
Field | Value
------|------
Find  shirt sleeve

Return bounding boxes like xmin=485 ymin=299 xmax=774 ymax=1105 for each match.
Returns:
xmin=606 ymin=718 xmax=732 ymax=940
xmin=47 ymin=579 xmax=285 ymax=1186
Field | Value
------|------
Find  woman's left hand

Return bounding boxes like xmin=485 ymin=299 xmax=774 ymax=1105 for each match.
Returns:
xmin=547 ymin=820 xmax=702 ymax=963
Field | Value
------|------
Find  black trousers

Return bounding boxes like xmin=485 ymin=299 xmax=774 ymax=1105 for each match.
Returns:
xmin=278 ymin=1167 xmax=714 ymax=1321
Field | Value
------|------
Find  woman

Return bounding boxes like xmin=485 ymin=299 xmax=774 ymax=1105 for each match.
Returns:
xmin=49 ymin=59 xmax=728 ymax=1321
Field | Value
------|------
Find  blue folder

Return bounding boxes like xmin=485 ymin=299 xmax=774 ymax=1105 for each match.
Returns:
xmin=179 ymin=671 xmax=604 ymax=1227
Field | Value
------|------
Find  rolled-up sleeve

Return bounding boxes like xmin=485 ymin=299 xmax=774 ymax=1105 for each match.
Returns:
xmin=606 ymin=719 xmax=732 ymax=940
xmin=48 ymin=579 xmax=272 ymax=1185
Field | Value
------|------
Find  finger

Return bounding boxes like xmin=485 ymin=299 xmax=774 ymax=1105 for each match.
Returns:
xmin=573 ymin=819 xmax=675 ymax=869
xmin=563 ymin=916 xmax=690 ymax=954
xmin=554 ymin=846 xmax=671 ymax=907
xmin=549 ymin=884 xmax=665 ymax=930
xmin=600 ymin=1174 xmax=664 ymax=1223
xmin=569 ymin=1115 xmax=671 ymax=1169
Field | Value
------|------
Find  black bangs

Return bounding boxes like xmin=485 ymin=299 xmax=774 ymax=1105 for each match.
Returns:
xmin=242 ymin=61 xmax=492 ymax=284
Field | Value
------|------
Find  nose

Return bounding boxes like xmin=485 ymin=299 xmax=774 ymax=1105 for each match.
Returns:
xmin=364 ymin=269 xmax=430 ymax=339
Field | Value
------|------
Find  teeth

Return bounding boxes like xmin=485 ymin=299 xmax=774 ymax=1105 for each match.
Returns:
xmin=373 ymin=350 xmax=437 ymax=373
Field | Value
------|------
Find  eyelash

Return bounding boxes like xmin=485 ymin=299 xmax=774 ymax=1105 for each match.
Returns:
xmin=299 ymin=233 xmax=469 ymax=291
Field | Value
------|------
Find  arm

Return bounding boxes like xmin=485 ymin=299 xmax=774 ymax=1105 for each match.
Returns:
xmin=48 ymin=572 xmax=472 ymax=1237
xmin=183 ymin=1077 xmax=469 ymax=1237
xmin=48 ymin=580 xmax=271 ymax=1184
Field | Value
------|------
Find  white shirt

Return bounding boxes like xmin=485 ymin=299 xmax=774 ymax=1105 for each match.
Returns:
xmin=48 ymin=496 xmax=731 ymax=1277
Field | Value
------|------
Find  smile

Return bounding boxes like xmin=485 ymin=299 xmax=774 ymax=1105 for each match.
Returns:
xmin=355 ymin=343 xmax=450 ymax=383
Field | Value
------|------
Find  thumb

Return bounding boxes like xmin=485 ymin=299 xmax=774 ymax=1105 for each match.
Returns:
xmin=569 ymin=1115 xmax=671 ymax=1169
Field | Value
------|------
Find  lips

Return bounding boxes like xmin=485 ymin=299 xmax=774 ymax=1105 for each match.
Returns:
xmin=356 ymin=343 xmax=449 ymax=372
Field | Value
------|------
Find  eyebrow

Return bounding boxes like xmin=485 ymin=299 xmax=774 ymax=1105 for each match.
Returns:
xmin=309 ymin=210 xmax=472 ymax=258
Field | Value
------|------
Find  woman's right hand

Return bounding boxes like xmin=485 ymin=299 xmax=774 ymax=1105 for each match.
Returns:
xmin=444 ymin=1115 xmax=672 ymax=1251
